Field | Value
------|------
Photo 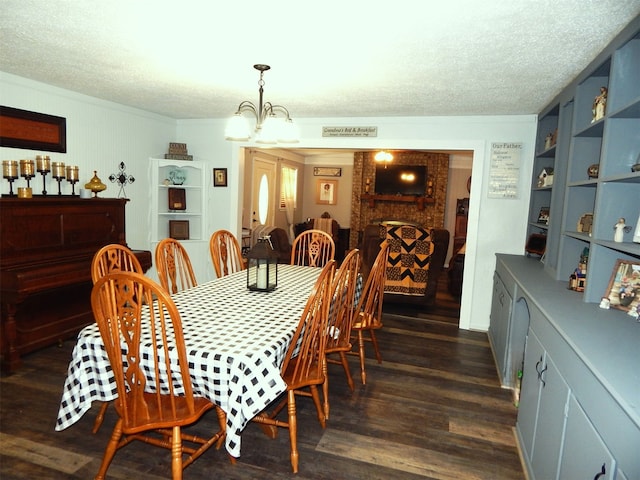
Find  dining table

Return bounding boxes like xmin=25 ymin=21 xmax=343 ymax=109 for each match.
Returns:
xmin=55 ymin=264 xmax=329 ymax=458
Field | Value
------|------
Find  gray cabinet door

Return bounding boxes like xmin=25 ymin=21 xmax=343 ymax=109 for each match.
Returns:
xmin=517 ymin=330 xmax=570 ymax=480
xmin=530 ymin=349 xmax=569 ymax=480
xmin=489 ymin=272 xmax=512 ymax=384
xmin=559 ymin=395 xmax=615 ymax=480
xmin=517 ymin=330 xmax=544 ymax=459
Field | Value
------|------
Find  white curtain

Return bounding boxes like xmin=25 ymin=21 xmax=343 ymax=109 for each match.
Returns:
xmin=281 ymin=166 xmax=297 ymax=242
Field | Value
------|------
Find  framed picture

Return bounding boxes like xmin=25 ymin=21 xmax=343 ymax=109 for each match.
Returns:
xmin=313 ymin=167 xmax=342 ymax=177
xmin=537 ymin=207 xmax=550 ymax=224
xmin=604 ymin=259 xmax=640 ymax=313
xmin=0 ymin=106 xmax=67 ymax=153
xmin=577 ymin=213 xmax=594 ymax=234
xmin=525 ymin=233 xmax=546 ymax=256
xmin=168 ymin=187 xmax=186 ymax=210
xmin=169 ymin=220 xmax=190 ymax=240
xmin=213 ymin=168 xmax=227 ymax=187
xmin=316 ymin=179 xmax=338 ymax=205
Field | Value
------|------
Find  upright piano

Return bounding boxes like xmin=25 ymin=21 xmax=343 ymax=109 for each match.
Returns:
xmin=0 ymin=196 xmax=151 ymax=372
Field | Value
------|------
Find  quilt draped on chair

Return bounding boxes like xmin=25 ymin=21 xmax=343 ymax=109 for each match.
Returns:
xmin=381 ymin=224 xmax=434 ymax=296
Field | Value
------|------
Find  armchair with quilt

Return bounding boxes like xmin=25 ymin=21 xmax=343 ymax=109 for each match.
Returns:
xmin=251 ymin=224 xmax=292 ymax=264
xmin=359 ymin=223 xmax=449 ymax=308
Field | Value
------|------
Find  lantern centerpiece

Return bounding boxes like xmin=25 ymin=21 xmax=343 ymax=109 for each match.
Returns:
xmin=246 ymin=235 xmax=278 ymax=292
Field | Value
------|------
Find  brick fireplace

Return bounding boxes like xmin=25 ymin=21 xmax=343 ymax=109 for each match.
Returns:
xmin=348 ymin=151 xmax=450 ymax=248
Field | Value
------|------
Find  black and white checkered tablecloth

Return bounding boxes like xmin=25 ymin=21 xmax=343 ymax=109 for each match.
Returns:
xmin=55 ymin=264 xmax=324 ymax=458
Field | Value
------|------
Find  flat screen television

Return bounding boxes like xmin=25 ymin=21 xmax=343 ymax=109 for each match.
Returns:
xmin=374 ymin=164 xmax=427 ymax=196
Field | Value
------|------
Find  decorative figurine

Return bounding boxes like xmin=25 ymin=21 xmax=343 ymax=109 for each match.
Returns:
xmin=613 ymin=217 xmax=632 ymax=243
xmin=592 ymin=86 xmax=607 ymax=123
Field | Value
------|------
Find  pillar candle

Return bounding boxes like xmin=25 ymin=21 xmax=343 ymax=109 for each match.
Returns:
xmin=2 ymin=160 xmax=18 ymax=178
xmin=257 ymin=264 xmax=268 ymax=289
xmin=36 ymin=155 xmax=51 ymax=172
xmin=66 ymin=165 xmax=79 ymax=181
xmin=52 ymin=161 xmax=66 ymax=178
xmin=20 ymin=159 xmax=35 ymax=176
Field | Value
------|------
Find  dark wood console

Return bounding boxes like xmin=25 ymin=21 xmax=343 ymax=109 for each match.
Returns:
xmin=0 ymin=197 xmax=151 ymax=372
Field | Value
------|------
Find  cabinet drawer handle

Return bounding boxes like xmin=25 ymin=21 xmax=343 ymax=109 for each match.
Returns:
xmin=593 ymin=463 xmax=605 ymax=480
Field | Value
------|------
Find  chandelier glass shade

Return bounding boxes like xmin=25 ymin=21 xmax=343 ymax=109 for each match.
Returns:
xmin=225 ymin=64 xmax=299 ymax=144
xmin=374 ymin=150 xmax=393 ymax=166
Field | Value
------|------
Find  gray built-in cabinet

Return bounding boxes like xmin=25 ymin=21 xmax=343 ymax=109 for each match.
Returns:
xmin=493 ymin=255 xmax=639 ymax=480
xmin=490 ymin=17 xmax=640 ymax=480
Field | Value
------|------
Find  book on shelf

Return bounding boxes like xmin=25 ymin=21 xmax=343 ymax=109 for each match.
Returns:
xmin=168 ymin=142 xmax=188 ymax=155
xmin=164 ymin=154 xmax=193 ymax=161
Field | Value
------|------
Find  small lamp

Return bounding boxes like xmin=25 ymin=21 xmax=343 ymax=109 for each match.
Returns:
xmin=247 ymin=235 xmax=279 ymax=292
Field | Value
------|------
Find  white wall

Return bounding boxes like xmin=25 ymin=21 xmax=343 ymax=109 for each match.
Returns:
xmin=1 ymin=73 xmax=537 ymax=332
xmin=301 ymin=153 xmax=354 ymax=227
xmin=0 ymin=72 xmax=175 ymax=254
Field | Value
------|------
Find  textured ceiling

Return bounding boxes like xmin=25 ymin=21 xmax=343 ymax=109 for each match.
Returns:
xmin=1 ymin=1 xmax=639 ymax=120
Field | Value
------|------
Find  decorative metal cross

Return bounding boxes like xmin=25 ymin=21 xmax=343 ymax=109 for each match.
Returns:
xmin=109 ymin=162 xmax=135 ymax=198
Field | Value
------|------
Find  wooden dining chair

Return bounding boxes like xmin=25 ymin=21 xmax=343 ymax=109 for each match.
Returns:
xmin=155 ymin=238 xmax=197 ymax=294
xmin=252 ymin=260 xmax=336 ymax=473
xmin=349 ymin=241 xmax=391 ymax=385
xmin=290 ymin=229 xmax=335 ymax=267
xmin=323 ymin=248 xmax=361 ymax=420
xmin=209 ymin=229 xmax=245 ymax=277
xmin=91 ymin=271 xmax=228 ymax=480
xmin=90 ymin=243 xmax=144 ymax=434
xmin=91 ymin=243 xmax=143 ymax=283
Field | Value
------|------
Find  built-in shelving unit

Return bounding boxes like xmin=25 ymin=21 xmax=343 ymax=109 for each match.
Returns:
xmin=148 ymin=157 xmax=211 ymax=282
xmin=149 ymin=158 xmax=205 ymax=242
xmin=508 ymin=19 xmax=640 ymax=480
xmin=529 ymin=26 xmax=640 ymax=304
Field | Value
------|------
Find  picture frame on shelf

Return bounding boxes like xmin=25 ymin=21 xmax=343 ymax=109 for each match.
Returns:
xmin=604 ymin=259 xmax=640 ymax=313
xmin=315 ymin=179 xmax=338 ymax=205
xmin=525 ymin=233 xmax=546 ymax=256
xmin=537 ymin=207 xmax=550 ymax=224
xmin=168 ymin=187 xmax=186 ymax=210
xmin=213 ymin=168 xmax=227 ymax=187
xmin=577 ymin=213 xmax=594 ymax=234
xmin=169 ymin=220 xmax=189 ymax=240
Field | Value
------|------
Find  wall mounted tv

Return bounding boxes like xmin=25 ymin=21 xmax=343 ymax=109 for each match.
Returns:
xmin=374 ymin=164 xmax=427 ymax=196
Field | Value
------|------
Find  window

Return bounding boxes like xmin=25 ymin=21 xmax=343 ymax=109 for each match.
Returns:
xmin=280 ymin=166 xmax=298 ymax=210
xmin=258 ymin=174 xmax=269 ymax=224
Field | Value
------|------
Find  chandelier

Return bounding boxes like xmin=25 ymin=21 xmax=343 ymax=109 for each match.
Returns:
xmin=225 ymin=64 xmax=299 ymax=144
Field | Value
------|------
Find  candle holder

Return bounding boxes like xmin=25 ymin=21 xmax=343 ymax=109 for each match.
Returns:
xmin=66 ymin=165 xmax=79 ymax=195
xmin=19 ymin=159 xmax=35 ymax=188
xmin=36 ymin=155 xmax=51 ymax=195
xmin=2 ymin=160 xmax=19 ymax=196
xmin=51 ymin=161 xmax=66 ymax=195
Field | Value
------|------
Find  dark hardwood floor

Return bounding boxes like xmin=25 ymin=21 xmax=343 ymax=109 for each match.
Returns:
xmin=0 ymin=282 xmax=524 ymax=479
